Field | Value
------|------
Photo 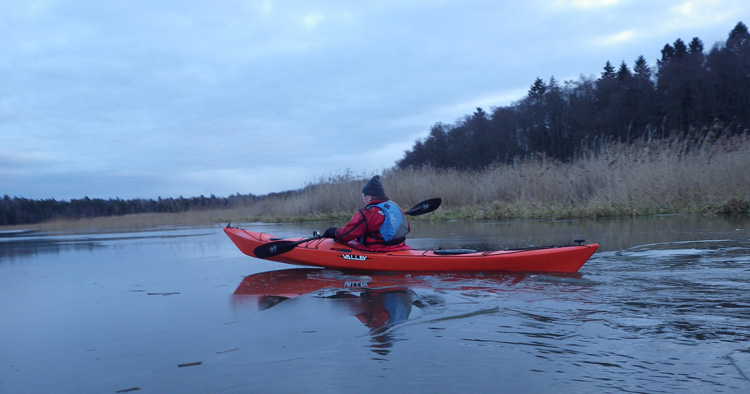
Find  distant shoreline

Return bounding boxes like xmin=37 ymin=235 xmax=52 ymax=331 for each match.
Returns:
xmin=0 ymin=211 xmax=229 ymax=234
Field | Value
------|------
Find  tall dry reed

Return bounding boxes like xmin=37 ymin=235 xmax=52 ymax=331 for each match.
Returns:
xmin=228 ymin=131 xmax=750 ymax=221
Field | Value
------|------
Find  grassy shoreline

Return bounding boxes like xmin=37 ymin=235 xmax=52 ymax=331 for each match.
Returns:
xmin=4 ymin=133 xmax=749 ymax=234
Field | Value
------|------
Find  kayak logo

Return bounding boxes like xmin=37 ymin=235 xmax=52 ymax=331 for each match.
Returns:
xmin=342 ymin=254 xmax=367 ymax=261
xmin=345 ymin=280 xmax=370 ymax=287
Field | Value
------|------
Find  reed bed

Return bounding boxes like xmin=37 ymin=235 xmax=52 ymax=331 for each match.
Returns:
xmin=228 ymin=131 xmax=750 ymax=222
xmin=11 ymin=131 xmax=750 ymax=233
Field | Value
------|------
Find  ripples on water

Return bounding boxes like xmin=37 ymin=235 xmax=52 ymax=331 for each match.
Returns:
xmin=580 ymin=239 xmax=750 ymax=392
xmin=442 ymin=238 xmax=750 ymax=393
xmin=229 ymin=237 xmax=750 ymax=393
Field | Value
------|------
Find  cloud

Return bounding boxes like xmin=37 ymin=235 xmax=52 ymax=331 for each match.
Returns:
xmin=667 ymin=0 xmax=738 ymax=28
xmin=0 ymin=150 xmax=45 ymax=169
xmin=303 ymin=13 xmax=325 ymax=28
xmin=595 ymin=29 xmax=636 ymax=46
xmin=259 ymin=0 xmax=274 ymax=18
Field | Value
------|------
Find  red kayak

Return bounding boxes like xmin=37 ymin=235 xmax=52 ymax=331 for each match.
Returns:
xmin=224 ymin=226 xmax=598 ymax=273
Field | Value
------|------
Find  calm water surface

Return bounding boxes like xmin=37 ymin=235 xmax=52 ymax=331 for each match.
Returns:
xmin=1 ymin=216 xmax=749 ymax=393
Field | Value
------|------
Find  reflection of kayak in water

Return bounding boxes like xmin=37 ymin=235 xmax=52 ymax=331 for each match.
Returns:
xmin=233 ymin=268 xmax=525 ymax=336
xmin=224 ymin=226 xmax=599 ymax=273
xmin=232 ymin=268 xmax=528 ymax=311
xmin=234 ymin=268 xmax=422 ymax=298
xmin=233 ymin=268 xmax=528 ymax=298
xmin=232 ymin=268 xmax=567 ymax=356
xmin=233 ymin=269 xmax=424 ymax=330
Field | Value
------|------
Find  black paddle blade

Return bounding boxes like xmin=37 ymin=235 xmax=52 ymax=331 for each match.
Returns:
xmin=254 ymin=240 xmax=302 ymax=259
xmin=253 ymin=236 xmax=321 ymax=259
xmin=404 ymin=198 xmax=441 ymax=216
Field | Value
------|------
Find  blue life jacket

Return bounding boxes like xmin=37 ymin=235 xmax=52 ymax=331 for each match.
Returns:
xmin=375 ymin=201 xmax=409 ymax=243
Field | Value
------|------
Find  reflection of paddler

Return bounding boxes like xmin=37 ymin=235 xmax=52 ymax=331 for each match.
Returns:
xmin=340 ymin=288 xmax=417 ymax=354
xmin=344 ymin=288 xmax=415 ymax=330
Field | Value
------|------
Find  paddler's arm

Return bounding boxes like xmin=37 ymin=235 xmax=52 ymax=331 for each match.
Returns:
xmin=324 ymin=209 xmax=368 ymax=242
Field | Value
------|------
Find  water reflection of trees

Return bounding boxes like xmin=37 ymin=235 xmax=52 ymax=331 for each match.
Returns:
xmin=0 ymin=236 xmax=101 ymax=261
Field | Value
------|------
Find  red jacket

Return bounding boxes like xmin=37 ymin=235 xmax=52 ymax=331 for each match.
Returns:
xmin=334 ymin=198 xmax=411 ymax=252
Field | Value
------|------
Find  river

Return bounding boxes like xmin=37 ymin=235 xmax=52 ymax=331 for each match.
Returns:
xmin=1 ymin=215 xmax=749 ymax=393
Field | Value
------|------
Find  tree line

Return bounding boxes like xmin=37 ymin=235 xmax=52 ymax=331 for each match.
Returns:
xmin=0 ymin=188 xmax=320 ymax=226
xmin=0 ymin=194 xmax=256 ymax=226
xmin=397 ymin=22 xmax=750 ymax=169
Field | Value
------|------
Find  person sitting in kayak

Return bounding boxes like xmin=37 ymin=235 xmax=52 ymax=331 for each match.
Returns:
xmin=322 ymin=175 xmax=411 ymax=252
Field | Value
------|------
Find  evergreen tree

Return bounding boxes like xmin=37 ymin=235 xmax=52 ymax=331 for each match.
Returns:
xmin=631 ymin=55 xmax=657 ymax=139
xmin=706 ymin=22 xmax=750 ymax=129
xmin=659 ymin=43 xmax=676 ymax=64
xmin=689 ymin=37 xmax=704 ymax=54
xmin=601 ymin=61 xmax=616 ymax=79
xmin=616 ymin=61 xmax=632 ymax=80
xmin=673 ymin=38 xmax=688 ymax=57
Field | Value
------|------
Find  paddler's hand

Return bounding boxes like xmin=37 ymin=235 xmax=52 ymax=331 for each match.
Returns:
xmin=323 ymin=227 xmax=337 ymax=238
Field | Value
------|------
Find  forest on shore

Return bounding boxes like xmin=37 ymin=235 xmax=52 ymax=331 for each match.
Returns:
xmin=2 ymin=22 xmax=749 ymax=227
xmin=397 ymin=22 xmax=750 ymax=169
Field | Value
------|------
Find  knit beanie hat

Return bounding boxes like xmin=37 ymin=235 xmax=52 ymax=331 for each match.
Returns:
xmin=362 ymin=175 xmax=386 ymax=196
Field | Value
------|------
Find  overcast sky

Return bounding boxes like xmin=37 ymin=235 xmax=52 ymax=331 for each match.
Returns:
xmin=1 ymin=0 xmax=748 ymax=200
